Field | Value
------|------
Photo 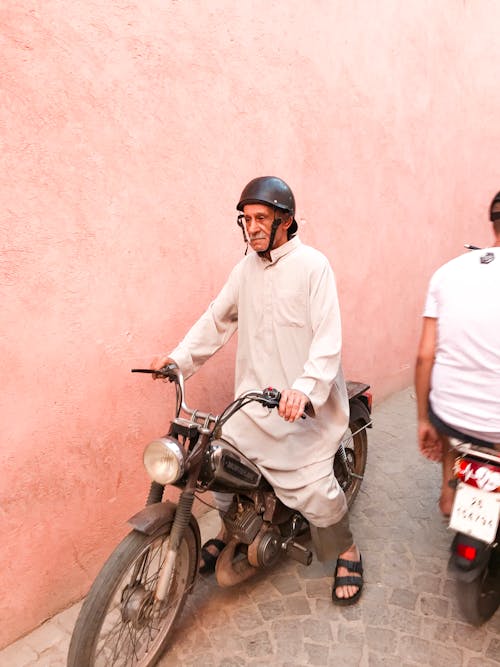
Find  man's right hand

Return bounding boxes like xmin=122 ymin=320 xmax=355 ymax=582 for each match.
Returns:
xmin=150 ymin=356 xmax=176 ymax=379
xmin=278 ymin=388 xmax=310 ymax=422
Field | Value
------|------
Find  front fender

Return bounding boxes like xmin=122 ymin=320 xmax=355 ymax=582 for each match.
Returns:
xmin=128 ymin=501 xmax=176 ymax=535
xmin=128 ymin=501 xmax=201 ymax=552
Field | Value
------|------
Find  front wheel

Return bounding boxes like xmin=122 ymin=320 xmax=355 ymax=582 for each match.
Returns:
xmin=455 ymin=548 xmax=500 ymax=626
xmin=68 ymin=523 xmax=198 ymax=667
xmin=334 ymin=418 xmax=368 ymax=508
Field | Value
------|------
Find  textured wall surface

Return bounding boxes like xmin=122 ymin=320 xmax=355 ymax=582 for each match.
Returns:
xmin=2 ymin=0 xmax=500 ymax=646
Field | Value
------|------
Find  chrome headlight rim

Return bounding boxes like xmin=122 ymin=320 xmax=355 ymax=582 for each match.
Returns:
xmin=143 ymin=436 xmax=186 ymax=485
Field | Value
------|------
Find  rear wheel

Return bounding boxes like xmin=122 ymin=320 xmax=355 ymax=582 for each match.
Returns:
xmin=334 ymin=418 xmax=368 ymax=508
xmin=68 ymin=523 xmax=197 ymax=666
xmin=456 ymin=548 xmax=500 ymax=625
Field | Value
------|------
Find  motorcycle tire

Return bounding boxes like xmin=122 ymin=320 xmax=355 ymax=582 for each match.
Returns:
xmin=334 ymin=417 xmax=368 ymax=508
xmin=455 ymin=547 xmax=500 ymax=626
xmin=67 ymin=522 xmax=198 ymax=667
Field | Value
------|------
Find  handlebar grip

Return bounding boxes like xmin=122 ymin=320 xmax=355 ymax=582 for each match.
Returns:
xmin=131 ymin=364 xmax=178 ymax=380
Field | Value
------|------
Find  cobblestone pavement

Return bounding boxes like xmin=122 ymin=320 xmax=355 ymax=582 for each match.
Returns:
xmin=1 ymin=387 xmax=499 ymax=666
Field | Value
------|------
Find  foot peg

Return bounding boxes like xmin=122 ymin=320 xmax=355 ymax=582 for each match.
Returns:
xmin=284 ymin=540 xmax=313 ymax=566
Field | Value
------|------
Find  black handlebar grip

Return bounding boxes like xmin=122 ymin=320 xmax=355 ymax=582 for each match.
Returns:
xmin=131 ymin=364 xmax=178 ymax=380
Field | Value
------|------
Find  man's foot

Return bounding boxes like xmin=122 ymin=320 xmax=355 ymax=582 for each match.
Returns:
xmin=332 ymin=545 xmax=363 ymax=606
xmin=199 ymin=537 xmax=227 ymax=574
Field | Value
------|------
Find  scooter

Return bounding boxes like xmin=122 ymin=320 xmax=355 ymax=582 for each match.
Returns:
xmin=67 ymin=364 xmax=372 ymax=666
xmin=448 ymin=437 xmax=500 ymax=625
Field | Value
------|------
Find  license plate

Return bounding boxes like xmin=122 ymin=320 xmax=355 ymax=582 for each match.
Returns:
xmin=450 ymin=482 xmax=500 ymax=543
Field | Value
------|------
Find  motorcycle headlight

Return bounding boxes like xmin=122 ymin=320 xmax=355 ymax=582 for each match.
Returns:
xmin=143 ymin=437 xmax=186 ymax=485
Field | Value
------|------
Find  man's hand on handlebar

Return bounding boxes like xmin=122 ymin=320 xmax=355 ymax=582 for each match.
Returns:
xmin=150 ymin=356 xmax=178 ymax=380
xmin=279 ymin=389 xmax=309 ymax=422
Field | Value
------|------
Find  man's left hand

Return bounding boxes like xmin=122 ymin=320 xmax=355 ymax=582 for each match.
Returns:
xmin=279 ymin=389 xmax=309 ymax=422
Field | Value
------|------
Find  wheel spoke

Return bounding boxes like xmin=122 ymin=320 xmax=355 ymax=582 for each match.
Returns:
xmin=334 ymin=420 xmax=367 ymax=509
xmin=125 ymin=621 xmax=142 ymax=664
xmin=96 ymin=611 xmax=128 ymax=664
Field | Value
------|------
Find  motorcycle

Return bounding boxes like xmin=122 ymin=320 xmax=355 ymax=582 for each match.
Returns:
xmin=68 ymin=364 xmax=371 ymax=666
xmin=448 ymin=436 xmax=500 ymax=625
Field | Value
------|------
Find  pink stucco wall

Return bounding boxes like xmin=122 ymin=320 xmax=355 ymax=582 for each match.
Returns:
xmin=2 ymin=0 xmax=500 ymax=647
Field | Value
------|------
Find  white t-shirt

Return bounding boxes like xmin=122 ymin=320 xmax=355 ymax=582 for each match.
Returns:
xmin=423 ymin=247 xmax=500 ymax=442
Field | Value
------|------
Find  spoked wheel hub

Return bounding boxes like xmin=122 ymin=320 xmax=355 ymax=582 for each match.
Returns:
xmin=121 ymin=584 xmax=155 ymax=628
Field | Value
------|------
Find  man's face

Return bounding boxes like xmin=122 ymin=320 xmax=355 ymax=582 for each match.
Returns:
xmin=242 ymin=203 xmax=291 ymax=253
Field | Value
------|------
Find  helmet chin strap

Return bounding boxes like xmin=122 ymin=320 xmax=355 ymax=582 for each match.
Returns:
xmin=237 ymin=214 xmax=250 ymax=254
xmin=258 ymin=215 xmax=282 ymax=257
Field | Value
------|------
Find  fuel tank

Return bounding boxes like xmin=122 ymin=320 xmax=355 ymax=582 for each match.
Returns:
xmin=199 ymin=438 xmax=262 ymax=491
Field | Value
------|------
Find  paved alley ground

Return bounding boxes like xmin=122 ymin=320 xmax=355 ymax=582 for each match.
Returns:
xmin=1 ymin=387 xmax=499 ymax=666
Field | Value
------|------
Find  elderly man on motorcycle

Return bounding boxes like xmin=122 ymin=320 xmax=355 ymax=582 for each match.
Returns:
xmin=152 ymin=176 xmax=363 ymax=605
xmin=415 ymin=191 xmax=500 ymax=516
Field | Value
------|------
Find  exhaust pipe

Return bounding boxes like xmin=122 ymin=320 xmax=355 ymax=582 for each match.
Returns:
xmin=215 ymin=538 xmax=258 ymax=587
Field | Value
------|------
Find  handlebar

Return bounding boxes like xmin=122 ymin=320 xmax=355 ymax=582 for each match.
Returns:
xmin=132 ymin=365 xmax=178 ymax=381
xmin=131 ymin=367 xmax=284 ymax=428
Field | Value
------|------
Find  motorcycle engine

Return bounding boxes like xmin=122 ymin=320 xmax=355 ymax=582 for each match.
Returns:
xmin=223 ymin=501 xmax=282 ymax=568
xmin=247 ymin=525 xmax=282 ymax=568
xmin=223 ymin=502 xmax=263 ymax=544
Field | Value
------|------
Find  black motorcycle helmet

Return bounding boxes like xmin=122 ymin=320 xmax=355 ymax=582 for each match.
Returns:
xmin=237 ymin=176 xmax=298 ymax=238
xmin=489 ymin=191 xmax=500 ymax=222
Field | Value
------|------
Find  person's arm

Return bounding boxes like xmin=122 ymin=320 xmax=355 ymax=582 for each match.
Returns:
xmin=151 ymin=264 xmax=240 ymax=378
xmin=415 ymin=317 xmax=436 ymax=420
xmin=285 ymin=259 xmax=342 ymax=420
xmin=415 ymin=316 xmax=441 ymax=460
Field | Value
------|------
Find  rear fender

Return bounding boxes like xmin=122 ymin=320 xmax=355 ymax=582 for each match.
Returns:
xmin=448 ymin=533 xmax=492 ymax=581
xmin=348 ymin=396 xmax=372 ymax=428
xmin=346 ymin=381 xmax=370 ymax=401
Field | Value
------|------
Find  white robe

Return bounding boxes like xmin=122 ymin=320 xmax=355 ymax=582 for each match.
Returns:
xmin=170 ymin=236 xmax=349 ymax=527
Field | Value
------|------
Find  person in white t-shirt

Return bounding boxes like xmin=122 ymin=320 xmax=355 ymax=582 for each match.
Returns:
xmin=415 ymin=192 xmax=500 ymax=516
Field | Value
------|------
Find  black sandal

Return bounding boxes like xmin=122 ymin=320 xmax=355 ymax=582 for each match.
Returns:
xmin=199 ymin=538 xmax=227 ymax=574
xmin=332 ymin=555 xmax=363 ymax=606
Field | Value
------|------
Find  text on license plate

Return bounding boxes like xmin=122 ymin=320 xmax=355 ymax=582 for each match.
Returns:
xmin=449 ymin=482 xmax=500 ymax=544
